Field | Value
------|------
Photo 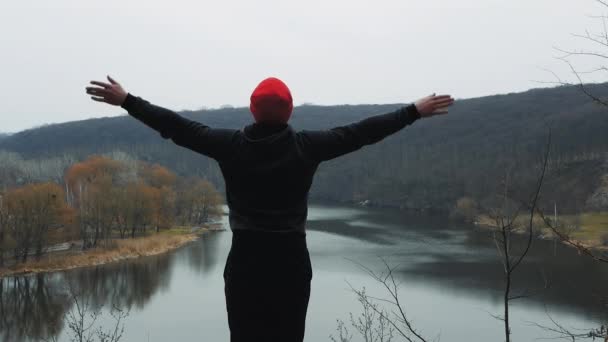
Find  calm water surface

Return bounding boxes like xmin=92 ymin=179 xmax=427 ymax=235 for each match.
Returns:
xmin=1 ymin=203 xmax=606 ymax=342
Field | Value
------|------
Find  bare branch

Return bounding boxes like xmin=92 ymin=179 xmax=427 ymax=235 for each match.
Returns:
xmin=511 ymin=128 xmax=552 ymax=272
xmin=554 ymin=55 xmax=608 ymax=107
xmin=596 ymin=0 xmax=608 ymax=9
xmin=537 ymin=209 xmax=608 ymax=263
xmin=554 ymin=47 xmax=608 ymax=60
xmin=572 ymin=31 xmax=608 ymax=49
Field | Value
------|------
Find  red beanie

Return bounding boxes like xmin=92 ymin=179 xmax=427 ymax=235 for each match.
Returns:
xmin=250 ymin=77 xmax=293 ymax=124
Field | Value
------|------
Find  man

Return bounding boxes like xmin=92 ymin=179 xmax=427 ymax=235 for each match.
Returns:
xmin=86 ymin=76 xmax=453 ymax=342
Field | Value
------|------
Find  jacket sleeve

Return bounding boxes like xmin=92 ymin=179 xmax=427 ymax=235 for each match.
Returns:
xmin=297 ymin=104 xmax=421 ymax=162
xmin=121 ymin=93 xmax=239 ymax=161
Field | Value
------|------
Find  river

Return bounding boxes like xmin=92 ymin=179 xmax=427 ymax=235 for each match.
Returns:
xmin=1 ymin=203 xmax=606 ymax=342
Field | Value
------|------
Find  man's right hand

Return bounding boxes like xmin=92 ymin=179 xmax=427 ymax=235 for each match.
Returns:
xmin=415 ymin=94 xmax=454 ymax=118
xmin=85 ymin=76 xmax=128 ymax=106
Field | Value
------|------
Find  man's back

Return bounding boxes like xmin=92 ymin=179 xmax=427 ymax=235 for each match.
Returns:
xmin=219 ymin=123 xmax=317 ymax=234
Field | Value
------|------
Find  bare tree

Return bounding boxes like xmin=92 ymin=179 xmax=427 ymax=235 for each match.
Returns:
xmin=481 ymin=129 xmax=551 ymax=342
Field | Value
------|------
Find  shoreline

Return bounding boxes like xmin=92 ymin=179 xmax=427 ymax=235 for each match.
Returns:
xmin=473 ymin=212 xmax=608 ymax=252
xmin=0 ymin=229 xmax=216 ymax=279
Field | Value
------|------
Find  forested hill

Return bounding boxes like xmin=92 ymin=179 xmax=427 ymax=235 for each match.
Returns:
xmin=1 ymin=84 xmax=608 ymax=214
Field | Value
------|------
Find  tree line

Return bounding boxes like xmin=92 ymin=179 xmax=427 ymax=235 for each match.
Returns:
xmin=0 ymin=154 xmax=222 ymax=266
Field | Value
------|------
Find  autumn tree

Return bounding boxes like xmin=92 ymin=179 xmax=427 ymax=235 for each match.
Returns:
xmin=124 ymin=182 xmax=156 ymax=238
xmin=175 ymin=178 xmax=222 ymax=226
xmin=4 ymin=183 xmax=69 ymax=262
xmin=64 ymin=156 xmax=185 ymax=241
xmin=139 ymin=163 xmax=177 ymax=189
xmin=139 ymin=163 xmax=177 ymax=232
xmin=109 ymin=186 xmax=130 ymax=239
xmin=64 ymin=156 xmax=125 ymax=248
xmin=151 ymin=186 xmax=175 ymax=232
xmin=86 ymin=174 xmax=121 ymax=247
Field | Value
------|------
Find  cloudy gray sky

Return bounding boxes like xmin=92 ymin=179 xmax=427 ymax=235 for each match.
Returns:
xmin=0 ymin=0 xmax=601 ymax=132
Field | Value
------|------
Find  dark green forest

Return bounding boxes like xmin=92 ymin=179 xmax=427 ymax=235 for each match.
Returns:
xmin=1 ymin=84 xmax=607 ymax=215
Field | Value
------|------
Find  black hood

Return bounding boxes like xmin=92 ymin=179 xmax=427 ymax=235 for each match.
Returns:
xmin=243 ymin=122 xmax=292 ymax=144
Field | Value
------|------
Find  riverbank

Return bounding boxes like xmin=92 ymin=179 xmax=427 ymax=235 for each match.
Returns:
xmin=474 ymin=211 xmax=608 ymax=251
xmin=0 ymin=228 xmax=213 ymax=278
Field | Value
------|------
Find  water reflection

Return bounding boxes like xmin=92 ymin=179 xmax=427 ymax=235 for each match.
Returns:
xmin=0 ymin=232 xmax=222 ymax=342
xmin=62 ymin=254 xmax=173 ymax=311
xmin=0 ymin=274 xmax=69 ymax=341
xmin=185 ymin=231 xmax=222 ymax=275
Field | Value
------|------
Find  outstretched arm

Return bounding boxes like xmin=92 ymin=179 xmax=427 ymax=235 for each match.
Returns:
xmin=298 ymin=94 xmax=454 ymax=162
xmin=85 ymin=76 xmax=238 ymax=161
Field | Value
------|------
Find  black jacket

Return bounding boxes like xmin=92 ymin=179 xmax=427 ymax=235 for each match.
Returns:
xmin=121 ymin=93 xmax=421 ymax=235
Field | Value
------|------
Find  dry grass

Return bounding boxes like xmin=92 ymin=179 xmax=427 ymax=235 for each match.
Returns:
xmin=475 ymin=211 xmax=608 ymax=251
xmin=474 ymin=213 xmax=547 ymax=232
xmin=0 ymin=233 xmax=199 ymax=278
xmin=567 ymin=212 xmax=608 ymax=242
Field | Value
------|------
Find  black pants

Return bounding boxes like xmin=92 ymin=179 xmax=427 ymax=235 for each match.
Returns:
xmin=223 ymin=230 xmax=313 ymax=342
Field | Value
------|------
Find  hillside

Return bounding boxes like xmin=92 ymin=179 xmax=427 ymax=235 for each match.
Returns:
xmin=1 ymin=84 xmax=607 ymax=214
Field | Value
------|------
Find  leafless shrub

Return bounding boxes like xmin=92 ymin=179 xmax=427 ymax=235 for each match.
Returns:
xmin=333 ymin=257 xmax=435 ymax=342
xmin=44 ymin=284 xmax=129 ymax=342
xmin=331 ymin=287 xmax=395 ymax=342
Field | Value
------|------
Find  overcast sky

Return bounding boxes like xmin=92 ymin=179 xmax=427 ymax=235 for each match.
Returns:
xmin=0 ymin=0 xmax=602 ymax=132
